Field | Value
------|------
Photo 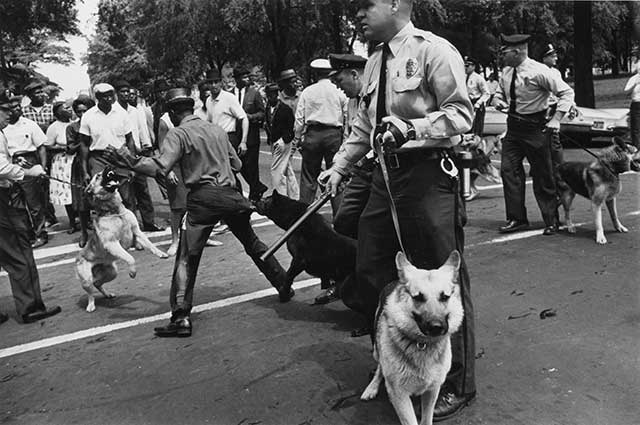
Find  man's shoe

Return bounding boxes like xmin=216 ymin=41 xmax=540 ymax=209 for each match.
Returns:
xmin=313 ymin=287 xmax=339 ymax=305
xmin=31 ymin=237 xmax=48 ymax=249
xmin=143 ymin=223 xmax=165 ymax=232
xmin=498 ymin=220 xmax=529 ymax=233
xmin=154 ymin=317 xmax=192 ymax=337
xmin=542 ymin=225 xmax=557 ymax=236
xmin=433 ymin=391 xmax=476 ymax=422
xmin=464 ymin=186 xmax=479 ymax=202
xmin=0 ymin=312 xmax=8 ymax=325
xmin=278 ymin=285 xmax=295 ymax=302
xmin=212 ymin=222 xmax=229 ymax=235
xmin=22 ymin=306 xmax=62 ymax=324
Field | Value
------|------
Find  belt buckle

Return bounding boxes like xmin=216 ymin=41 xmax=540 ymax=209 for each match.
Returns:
xmin=387 ymin=154 xmax=399 ymax=169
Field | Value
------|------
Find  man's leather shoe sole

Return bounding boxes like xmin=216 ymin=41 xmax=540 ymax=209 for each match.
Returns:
xmin=154 ymin=319 xmax=192 ymax=337
xmin=542 ymin=225 xmax=558 ymax=235
xmin=313 ymin=288 xmax=339 ymax=305
xmin=498 ymin=221 xmax=529 ymax=233
xmin=22 ymin=306 xmax=61 ymax=323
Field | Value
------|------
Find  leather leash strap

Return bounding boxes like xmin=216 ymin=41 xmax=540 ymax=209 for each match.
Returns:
xmin=374 ymin=133 xmax=407 ymax=256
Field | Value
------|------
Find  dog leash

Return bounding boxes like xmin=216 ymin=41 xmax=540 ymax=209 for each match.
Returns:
xmin=374 ymin=133 xmax=407 ymax=257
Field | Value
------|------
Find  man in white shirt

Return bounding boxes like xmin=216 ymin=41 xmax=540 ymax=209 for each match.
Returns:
xmin=79 ymin=83 xmax=135 ymax=209
xmin=625 ymin=61 xmax=640 ymax=148
xmin=0 ymin=93 xmax=61 ymax=323
xmin=294 ymin=58 xmax=347 ymax=213
xmin=2 ymin=95 xmax=50 ymax=247
xmin=205 ymin=69 xmax=249 ymax=156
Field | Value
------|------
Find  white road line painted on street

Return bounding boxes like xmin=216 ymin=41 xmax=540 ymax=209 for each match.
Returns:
xmin=478 ymin=180 xmax=531 ymax=191
xmin=0 ymin=278 xmax=320 ymax=360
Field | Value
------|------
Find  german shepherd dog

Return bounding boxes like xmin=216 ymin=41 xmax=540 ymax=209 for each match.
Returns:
xmin=558 ymin=137 xmax=640 ymax=244
xmin=361 ymin=251 xmax=464 ymax=425
xmin=254 ymin=191 xmax=357 ymax=301
xmin=76 ymin=168 xmax=168 ymax=312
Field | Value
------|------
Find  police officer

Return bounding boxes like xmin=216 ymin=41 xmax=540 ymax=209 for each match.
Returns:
xmin=106 ymin=88 xmax=293 ymax=338
xmin=492 ymin=34 xmax=574 ymax=235
xmin=320 ymin=0 xmax=476 ymax=419
xmin=0 ymin=93 xmax=61 ymax=324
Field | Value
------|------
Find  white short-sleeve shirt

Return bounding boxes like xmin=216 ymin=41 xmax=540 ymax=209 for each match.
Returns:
xmin=79 ymin=103 xmax=132 ymax=151
xmin=205 ymin=90 xmax=247 ymax=133
xmin=45 ymin=120 xmax=69 ymax=147
xmin=2 ymin=117 xmax=47 ymax=156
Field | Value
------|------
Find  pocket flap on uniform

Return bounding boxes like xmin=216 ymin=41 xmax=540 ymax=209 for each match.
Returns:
xmin=392 ymin=76 xmax=422 ymax=92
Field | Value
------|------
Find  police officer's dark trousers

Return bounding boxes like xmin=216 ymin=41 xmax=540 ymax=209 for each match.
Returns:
xmin=299 ymin=125 xmax=342 ymax=213
xmin=169 ymin=184 xmax=287 ymax=318
xmin=333 ymin=158 xmax=374 ymax=239
xmin=501 ymin=114 xmax=557 ymax=226
xmin=12 ymin=152 xmax=46 ymax=240
xmin=0 ymin=187 xmax=46 ymax=316
xmin=355 ymin=153 xmax=475 ymax=397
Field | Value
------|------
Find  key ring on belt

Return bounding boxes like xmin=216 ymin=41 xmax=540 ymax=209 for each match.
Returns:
xmin=440 ymin=151 xmax=459 ymax=178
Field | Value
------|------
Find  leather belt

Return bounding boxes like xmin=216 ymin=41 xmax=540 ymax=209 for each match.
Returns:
xmin=378 ymin=149 xmax=445 ymax=170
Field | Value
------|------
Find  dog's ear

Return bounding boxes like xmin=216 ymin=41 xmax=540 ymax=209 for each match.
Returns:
xmin=441 ymin=250 xmax=461 ymax=284
xmin=395 ymin=251 xmax=415 ymax=283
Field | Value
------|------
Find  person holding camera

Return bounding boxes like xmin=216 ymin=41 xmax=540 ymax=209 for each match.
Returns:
xmin=319 ymin=0 xmax=476 ymax=420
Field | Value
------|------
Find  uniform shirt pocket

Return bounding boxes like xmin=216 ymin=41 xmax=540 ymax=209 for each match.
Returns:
xmin=392 ymin=75 xmax=422 ymax=93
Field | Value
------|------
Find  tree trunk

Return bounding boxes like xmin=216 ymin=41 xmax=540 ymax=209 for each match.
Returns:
xmin=573 ymin=1 xmax=595 ymax=107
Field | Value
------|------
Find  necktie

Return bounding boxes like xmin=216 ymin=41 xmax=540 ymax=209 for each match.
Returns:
xmin=237 ymin=88 xmax=242 ymax=105
xmin=509 ymin=67 xmax=517 ymax=114
xmin=376 ymin=43 xmax=390 ymax=125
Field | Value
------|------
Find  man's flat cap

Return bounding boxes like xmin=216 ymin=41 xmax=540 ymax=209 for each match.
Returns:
xmin=94 ymin=83 xmax=115 ymax=95
xmin=309 ymin=58 xmax=332 ymax=71
xmin=265 ymin=83 xmax=280 ymax=94
xmin=328 ymin=53 xmax=367 ymax=75
xmin=543 ymin=43 xmax=557 ymax=57
xmin=500 ymin=34 xmax=531 ymax=46
xmin=165 ymin=88 xmax=194 ymax=107
xmin=112 ymin=80 xmax=131 ymax=90
xmin=205 ymin=69 xmax=222 ymax=82
xmin=277 ymin=69 xmax=297 ymax=82
xmin=233 ymin=67 xmax=250 ymax=78
xmin=23 ymin=81 xmax=44 ymax=93
xmin=463 ymin=56 xmax=477 ymax=65
xmin=0 ymin=92 xmax=12 ymax=110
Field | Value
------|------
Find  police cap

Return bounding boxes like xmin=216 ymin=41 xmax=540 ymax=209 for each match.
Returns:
xmin=500 ymin=34 xmax=531 ymax=46
xmin=328 ymin=53 xmax=367 ymax=76
xmin=165 ymin=87 xmax=194 ymax=108
xmin=543 ymin=44 xmax=557 ymax=57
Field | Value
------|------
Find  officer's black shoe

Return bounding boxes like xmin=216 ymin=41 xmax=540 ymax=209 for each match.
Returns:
xmin=313 ymin=287 xmax=339 ymax=305
xmin=22 ymin=306 xmax=61 ymax=324
xmin=277 ymin=285 xmax=295 ymax=303
xmin=31 ymin=237 xmax=48 ymax=249
xmin=498 ymin=220 xmax=529 ymax=233
xmin=542 ymin=225 xmax=558 ymax=235
xmin=0 ymin=312 xmax=8 ymax=325
xmin=143 ymin=223 xmax=165 ymax=232
xmin=154 ymin=317 xmax=192 ymax=337
xmin=433 ymin=391 xmax=476 ymax=422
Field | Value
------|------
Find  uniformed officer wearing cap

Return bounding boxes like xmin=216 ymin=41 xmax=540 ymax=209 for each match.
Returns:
xmin=319 ymin=0 xmax=476 ymax=418
xmin=492 ymin=34 xmax=574 ymax=235
xmin=294 ymin=58 xmax=347 ymax=215
xmin=0 ymin=93 xmax=62 ymax=324
xmin=106 ymin=87 xmax=293 ymax=338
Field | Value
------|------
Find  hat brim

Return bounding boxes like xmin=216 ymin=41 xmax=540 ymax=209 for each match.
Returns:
xmin=166 ymin=97 xmax=195 ymax=107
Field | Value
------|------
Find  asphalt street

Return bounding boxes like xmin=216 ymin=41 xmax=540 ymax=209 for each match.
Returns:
xmin=1 ymin=146 xmax=639 ymax=425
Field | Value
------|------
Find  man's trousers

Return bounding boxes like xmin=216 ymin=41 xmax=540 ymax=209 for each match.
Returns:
xmin=299 ymin=126 xmax=342 ymax=212
xmin=0 ymin=187 xmax=45 ymax=316
xmin=270 ymin=140 xmax=299 ymax=199
xmin=169 ymin=184 xmax=287 ymax=317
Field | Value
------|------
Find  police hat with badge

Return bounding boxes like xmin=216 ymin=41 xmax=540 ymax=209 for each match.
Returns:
xmin=328 ymin=53 xmax=367 ymax=76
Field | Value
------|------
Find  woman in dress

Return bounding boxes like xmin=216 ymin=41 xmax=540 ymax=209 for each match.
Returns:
xmin=46 ymin=101 xmax=75 ymax=231
xmin=66 ymin=96 xmax=95 ymax=247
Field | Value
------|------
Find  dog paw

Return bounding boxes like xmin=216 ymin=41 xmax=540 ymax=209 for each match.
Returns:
xmin=104 ymin=292 xmax=116 ymax=299
xmin=596 ymin=234 xmax=608 ymax=244
xmin=156 ymin=250 xmax=169 ymax=259
xmin=615 ymin=224 xmax=628 ymax=233
xmin=567 ymin=225 xmax=576 ymax=234
xmin=129 ymin=269 xmax=137 ymax=278
xmin=86 ymin=303 xmax=96 ymax=313
xmin=360 ymin=386 xmax=379 ymax=401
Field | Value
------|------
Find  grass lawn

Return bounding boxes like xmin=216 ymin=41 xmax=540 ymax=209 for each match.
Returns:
xmin=592 ymin=76 xmax=630 ymax=109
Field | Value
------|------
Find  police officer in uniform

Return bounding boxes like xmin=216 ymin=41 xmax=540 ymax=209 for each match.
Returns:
xmin=320 ymin=0 xmax=476 ymax=419
xmin=106 ymin=88 xmax=293 ymax=338
xmin=492 ymin=34 xmax=574 ymax=235
xmin=0 ymin=93 xmax=61 ymax=324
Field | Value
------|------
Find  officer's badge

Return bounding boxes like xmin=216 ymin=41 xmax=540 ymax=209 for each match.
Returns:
xmin=405 ymin=58 xmax=418 ymax=78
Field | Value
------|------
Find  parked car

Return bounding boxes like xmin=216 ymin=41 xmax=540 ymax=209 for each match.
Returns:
xmin=481 ymin=106 xmax=629 ymax=148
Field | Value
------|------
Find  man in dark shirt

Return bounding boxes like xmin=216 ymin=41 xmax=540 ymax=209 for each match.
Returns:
xmin=107 ymin=88 xmax=293 ymax=338
xmin=264 ymin=83 xmax=299 ymax=198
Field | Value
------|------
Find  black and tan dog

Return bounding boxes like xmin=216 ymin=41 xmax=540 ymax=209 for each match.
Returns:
xmin=76 ymin=168 xmax=168 ymax=312
xmin=558 ymin=137 xmax=640 ymax=244
xmin=254 ymin=191 xmax=357 ymax=305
